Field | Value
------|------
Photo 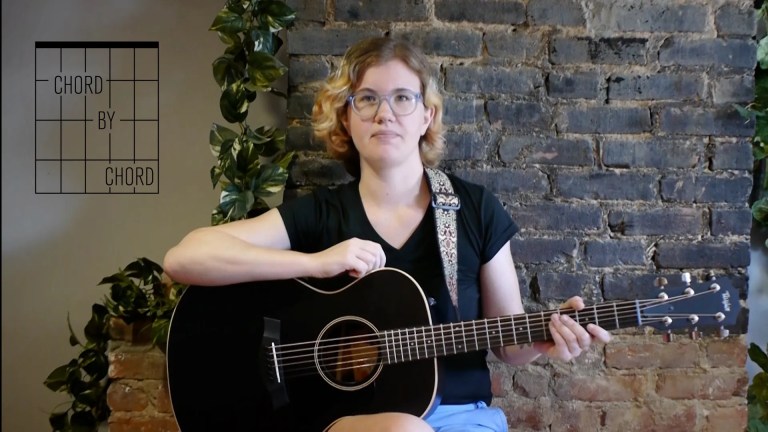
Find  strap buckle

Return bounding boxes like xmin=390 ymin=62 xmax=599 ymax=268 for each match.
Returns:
xmin=431 ymin=192 xmax=461 ymax=211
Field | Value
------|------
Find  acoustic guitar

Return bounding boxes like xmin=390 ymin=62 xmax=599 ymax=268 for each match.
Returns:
xmin=166 ymin=267 xmax=741 ymax=431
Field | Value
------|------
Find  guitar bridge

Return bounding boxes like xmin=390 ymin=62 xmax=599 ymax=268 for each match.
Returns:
xmin=263 ymin=317 xmax=289 ymax=409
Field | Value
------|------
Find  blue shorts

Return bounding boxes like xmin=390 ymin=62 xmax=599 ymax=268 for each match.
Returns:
xmin=425 ymin=401 xmax=509 ymax=432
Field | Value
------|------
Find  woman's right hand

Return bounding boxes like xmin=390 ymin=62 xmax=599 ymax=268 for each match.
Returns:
xmin=311 ymin=238 xmax=386 ymax=278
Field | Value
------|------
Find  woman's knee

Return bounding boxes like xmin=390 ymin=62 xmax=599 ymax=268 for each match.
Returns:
xmin=328 ymin=412 xmax=433 ymax=432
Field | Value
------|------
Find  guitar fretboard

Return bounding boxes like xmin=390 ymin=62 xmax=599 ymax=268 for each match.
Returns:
xmin=379 ymin=302 xmax=639 ymax=364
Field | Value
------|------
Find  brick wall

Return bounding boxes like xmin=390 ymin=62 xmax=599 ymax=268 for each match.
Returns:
xmin=108 ymin=0 xmax=755 ymax=430
xmin=107 ymin=321 xmax=178 ymax=432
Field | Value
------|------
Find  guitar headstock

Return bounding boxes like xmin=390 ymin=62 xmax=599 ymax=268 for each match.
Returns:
xmin=640 ymin=273 xmax=741 ymax=340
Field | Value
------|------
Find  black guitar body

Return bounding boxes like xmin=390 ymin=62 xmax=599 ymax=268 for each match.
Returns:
xmin=168 ymin=267 xmax=742 ymax=431
xmin=166 ymin=269 xmax=438 ymax=432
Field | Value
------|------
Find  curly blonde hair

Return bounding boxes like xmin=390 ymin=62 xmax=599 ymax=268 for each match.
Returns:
xmin=312 ymin=37 xmax=445 ymax=177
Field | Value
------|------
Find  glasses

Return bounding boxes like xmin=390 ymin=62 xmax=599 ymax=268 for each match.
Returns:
xmin=347 ymin=90 xmax=423 ymax=119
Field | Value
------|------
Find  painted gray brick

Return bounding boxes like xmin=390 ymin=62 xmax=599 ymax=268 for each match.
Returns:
xmin=713 ymin=75 xmax=755 ymax=104
xmin=537 ymin=272 xmax=596 ymax=300
xmin=716 ymin=5 xmax=756 ymax=37
xmin=443 ymin=97 xmax=484 ymax=125
xmin=436 ymin=0 xmax=526 ymax=24
xmin=286 ymin=0 xmax=325 ymax=22
xmin=659 ymin=38 xmax=756 ymax=69
xmin=287 ymin=93 xmax=315 ymax=120
xmin=528 ymin=0 xmax=585 ymax=27
xmin=602 ymin=138 xmax=704 ymax=169
xmin=660 ymin=107 xmax=755 ymax=137
xmin=288 ymin=57 xmax=330 ymax=87
xmin=593 ymin=3 xmax=708 ymax=33
xmin=551 ymin=37 xmax=648 ymax=65
xmin=608 ymin=73 xmax=704 ymax=101
xmin=556 ymin=172 xmax=658 ymax=201
xmin=336 ymin=0 xmax=428 ymax=22
xmin=558 ymin=106 xmax=651 ymax=134
xmin=550 ymin=37 xmax=590 ymax=64
xmin=500 ymin=136 xmax=594 ymax=166
xmin=711 ymin=139 xmax=754 ymax=170
xmin=660 ymin=174 xmax=753 ymax=204
xmin=655 ymin=241 xmax=750 ymax=268
xmin=711 ymin=208 xmax=753 ymax=236
xmin=452 ymin=168 xmax=550 ymax=196
xmin=548 ymin=72 xmax=601 ymax=99
xmin=443 ymin=131 xmax=492 ymax=161
xmin=445 ymin=66 xmax=543 ymax=96
xmin=510 ymin=202 xmax=602 ymax=231
xmin=485 ymin=31 xmax=545 ymax=61
xmin=488 ymin=101 xmax=552 ymax=132
xmin=289 ymin=28 xmax=383 ymax=55
xmin=395 ymin=28 xmax=482 ymax=57
xmin=286 ymin=125 xmax=322 ymax=152
xmin=585 ymin=240 xmax=646 ymax=267
xmin=608 ymin=208 xmax=704 ymax=236
xmin=509 ymin=237 xmax=579 ymax=264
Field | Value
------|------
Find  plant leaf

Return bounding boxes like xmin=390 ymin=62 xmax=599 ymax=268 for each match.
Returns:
xmin=210 ymin=165 xmax=224 ymax=188
xmin=49 ymin=410 xmax=70 ymax=430
xmin=759 ymin=36 xmax=768 ymax=70
xmin=210 ymin=9 xmax=247 ymax=34
xmin=249 ymin=28 xmax=276 ymax=54
xmin=220 ymin=82 xmax=249 ymax=123
xmin=250 ymin=162 xmax=290 ymax=198
xmin=69 ymin=410 xmax=97 ymax=432
xmin=83 ymin=304 xmax=109 ymax=345
xmin=44 ymin=364 xmax=71 ymax=392
xmin=754 ymin=198 xmax=768 ymax=226
xmin=246 ymin=51 xmax=287 ymax=90
xmin=209 ymin=123 xmax=240 ymax=157
xmin=219 ymin=184 xmax=255 ymax=221
xmin=212 ymin=54 xmax=245 ymax=90
xmin=67 ymin=313 xmax=81 ymax=347
xmin=750 ymin=343 xmax=768 ymax=372
xmin=256 ymin=0 xmax=296 ymax=32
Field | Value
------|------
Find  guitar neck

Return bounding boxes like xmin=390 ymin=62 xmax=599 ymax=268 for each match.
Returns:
xmin=379 ymin=301 xmax=639 ymax=364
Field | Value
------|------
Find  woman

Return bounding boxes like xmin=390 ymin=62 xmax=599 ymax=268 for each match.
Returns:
xmin=164 ymin=37 xmax=611 ymax=432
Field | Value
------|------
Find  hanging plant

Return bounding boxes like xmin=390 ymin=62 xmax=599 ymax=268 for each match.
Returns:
xmin=208 ymin=0 xmax=296 ymax=225
xmin=736 ymin=2 xmax=768 ymax=248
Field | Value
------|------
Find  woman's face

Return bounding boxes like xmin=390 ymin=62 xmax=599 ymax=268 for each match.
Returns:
xmin=342 ymin=59 xmax=434 ymax=171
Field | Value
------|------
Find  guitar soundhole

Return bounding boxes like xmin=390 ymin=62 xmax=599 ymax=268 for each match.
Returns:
xmin=316 ymin=317 xmax=382 ymax=390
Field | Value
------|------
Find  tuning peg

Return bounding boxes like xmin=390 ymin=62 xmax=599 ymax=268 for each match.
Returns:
xmin=663 ymin=331 xmax=674 ymax=343
xmin=681 ymin=272 xmax=691 ymax=285
xmin=655 ymin=277 xmax=669 ymax=289
xmin=719 ymin=327 xmax=730 ymax=339
xmin=689 ymin=328 xmax=700 ymax=340
xmin=706 ymin=271 xmax=717 ymax=281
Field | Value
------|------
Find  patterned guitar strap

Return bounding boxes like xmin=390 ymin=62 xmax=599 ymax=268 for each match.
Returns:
xmin=424 ymin=167 xmax=461 ymax=320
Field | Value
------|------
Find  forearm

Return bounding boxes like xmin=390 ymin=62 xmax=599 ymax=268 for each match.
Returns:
xmin=163 ymin=229 xmax=315 ymax=286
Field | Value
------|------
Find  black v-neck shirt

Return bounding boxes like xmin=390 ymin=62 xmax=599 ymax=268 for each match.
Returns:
xmin=277 ymin=173 xmax=518 ymax=404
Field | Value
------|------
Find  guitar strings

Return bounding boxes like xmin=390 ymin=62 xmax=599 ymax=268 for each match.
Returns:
xmin=268 ymin=291 xmax=721 ymax=379
xmin=273 ymin=293 xmax=699 ymax=359
xmin=271 ymin=293 xmax=710 ymax=370
xmin=276 ymin=311 xmax=724 ymax=380
xmin=275 ymin=297 xmax=708 ymax=366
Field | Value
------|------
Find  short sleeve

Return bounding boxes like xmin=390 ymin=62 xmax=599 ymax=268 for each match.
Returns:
xmin=479 ymin=187 xmax=518 ymax=264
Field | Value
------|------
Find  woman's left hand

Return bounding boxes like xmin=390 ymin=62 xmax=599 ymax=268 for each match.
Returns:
xmin=533 ymin=296 xmax=612 ymax=362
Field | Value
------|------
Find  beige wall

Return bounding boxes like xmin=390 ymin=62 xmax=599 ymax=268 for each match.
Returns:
xmin=1 ymin=1 xmax=282 ymax=430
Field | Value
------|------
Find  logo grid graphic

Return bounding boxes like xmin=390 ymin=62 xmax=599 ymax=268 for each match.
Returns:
xmin=35 ymin=41 xmax=159 ymax=194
